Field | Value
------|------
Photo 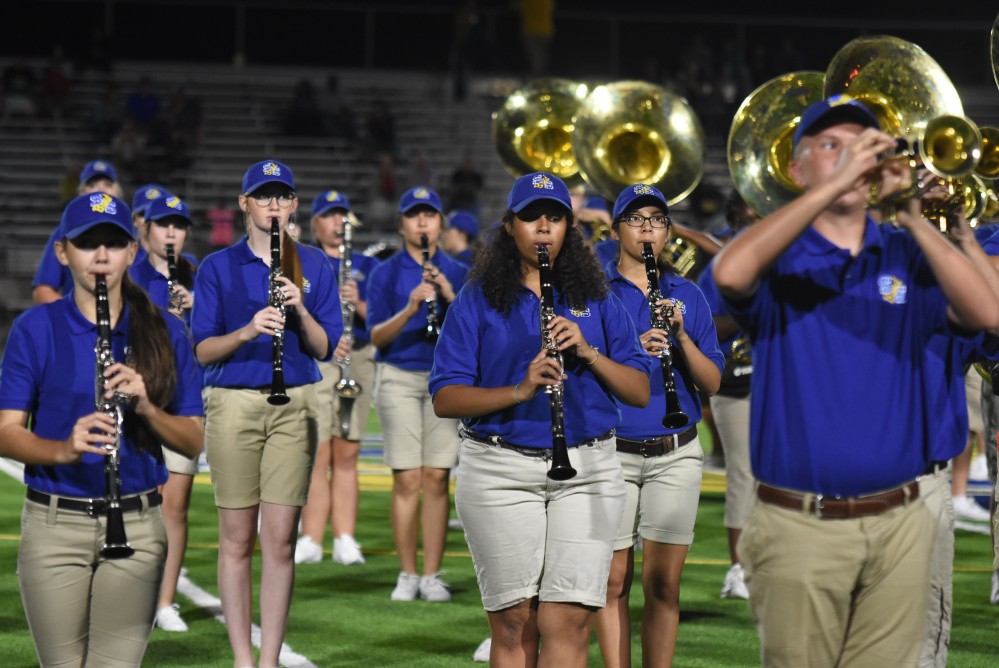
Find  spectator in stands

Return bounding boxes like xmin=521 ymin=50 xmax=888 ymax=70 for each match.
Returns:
xmin=365 ymin=100 xmax=397 ymax=158
xmin=1 ymin=56 xmax=38 ymax=119
xmin=406 ymin=150 xmax=436 ymax=192
xmin=33 ymin=160 xmax=124 ymax=304
xmin=284 ymin=78 xmax=323 ymax=137
xmin=442 ymin=210 xmax=478 ymax=265
xmin=319 ymin=74 xmax=357 ymax=142
xmin=448 ymin=153 xmax=484 ymax=215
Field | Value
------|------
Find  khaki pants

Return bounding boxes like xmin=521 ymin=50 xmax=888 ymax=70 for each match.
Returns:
xmin=918 ymin=468 xmax=953 ymax=668
xmin=711 ymin=393 xmax=754 ymax=529
xmin=17 ymin=497 xmax=166 ymax=668
xmin=740 ymin=494 xmax=935 ymax=668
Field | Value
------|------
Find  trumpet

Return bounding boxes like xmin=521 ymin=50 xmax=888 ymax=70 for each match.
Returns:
xmin=642 ymin=242 xmax=689 ymax=430
xmin=94 ymin=274 xmax=135 ymax=559
xmin=419 ymin=233 xmax=442 ymax=342
xmin=537 ymin=244 xmax=576 ymax=481
xmin=335 ymin=216 xmax=361 ymax=437
xmin=267 ymin=217 xmax=291 ymax=406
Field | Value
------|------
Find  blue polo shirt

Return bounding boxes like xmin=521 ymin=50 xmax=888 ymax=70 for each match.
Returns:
xmin=367 ymin=248 xmax=469 ymax=371
xmin=594 ymin=238 xmax=619 ymax=271
xmin=720 ymin=218 xmax=949 ymax=496
xmin=191 ymin=236 xmax=343 ymax=388
xmin=324 ymin=250 xmax=381 ymax=346
xmin=0 ymin=298 xmax=203 ymax=497
xmin=129 ymin=252 xmax=199 ymax=321
xmin=32 ymin=228 xmax=74 ymax=295
xmin=607 ymin=263 xmax=723 ymax=438
xmin=698 ymin=256 xmax=753 ymax=394
xmin=429 ymin=281 xmax=652 ymax=447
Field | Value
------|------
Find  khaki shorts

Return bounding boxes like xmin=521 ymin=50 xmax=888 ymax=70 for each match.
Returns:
xmin=455 ymin=435 xmax=625 ymax=612
xmin=204 ymin=385 xmax=319 ymax=509
xmin=18 ymin=494 xmax=166 ymax=667
xmin=614 ymin=437 xmax=703 ymax=549
xmin=315 ymin=344 xmax=376 ymax=442
xmin=162 ymin=444 xmax=200 ymax=476
xmin=966 ymin=368 xmax=984 ymax=434
xmin=711 ymin=393 xmax=755 ymax=529
xmin=374 ymin=363 xmax=459 ymax=470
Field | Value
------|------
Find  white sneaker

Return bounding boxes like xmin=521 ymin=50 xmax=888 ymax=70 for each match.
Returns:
xmin=155 ymin=604 xmax=189 ymax=632
xmin=720 ymin=563 xmax=749 ymax=600
xmin=294 ymin=535 xmax=323 ymax=564
xmin=418 ymin=571 xmax=452 ymax=602
xmin=472 ymin=637 xmax=492 ymax=662
xmin=953 ymin=496 xmax=991 ymax=522
xmin=391 ymin=572 xmax=420 ymax=601
xmin=991 ymin=570 xmax=999 ymax=606
xmin=332 ymin=534 xmax=366 ymax=565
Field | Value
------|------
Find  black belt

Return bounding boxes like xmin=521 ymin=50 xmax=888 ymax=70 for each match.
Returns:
xmin=461 ymin=429 xmax=615 ymax=458
xmin=616 ymin=426 xmax=698 ymax=457
xmin=227 ymin=385 xmax=301 ymax=394
xmin=757 ymin=481 xmax=919 ymax=520
xmin=27 ymin=488 xmax=162 ymax=518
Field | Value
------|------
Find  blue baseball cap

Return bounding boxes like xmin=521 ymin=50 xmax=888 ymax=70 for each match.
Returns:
xmin=448 ymin=210 xmax=478 ymax=239
xmin=507 ymin=172 xmax=572 ymax=213
xmin=793 ymin=95 xmax=879 ymax=148
xmin=612 ymin=184 xmax=670 ymax=220
xmin=79 ymin=160 xmax=118 ymax=185
xmin=398 ymin=186 xmax=443 ymax=214
xmin=146 ymin=195 xmax=193 ymax=226
xmin=131 ymin=184 xmax=171 ymax=216
xmin=59 ymin=193 xmax=134 ymax=240
xmin=583 ymin=195 xmax=609 ymax=212
xmin=242 ymin=159 xmax=295 ymax=194
xmin=312 ymin=189 xmax=352 ymax=216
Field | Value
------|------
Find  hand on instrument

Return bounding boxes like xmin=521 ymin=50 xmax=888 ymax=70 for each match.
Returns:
xmin=546 ymin=315 xmax=592 ymax=356
xmin=103 ymin=361 xmax=152 ymax=414
xmin=247 ymin=305 xmax=286 ymax=339
xmin=834 ymin=128 xmax=898 ymax=195
xmin=168 ymin=285 xmax=194 ymax=314
xmin=333 ymin=334 xmax=352 ymax=362
xmin=340 ymin=279 xmax=360 ymax=307
xmin=640 ymin=328 xmax=670 ymax=356
xmin=408 ymin=282 xmax=438 ymax=310
xmin=275 ymin=276 xmax=305 ymax=314
xmin=67 ymin=412 xmax=117 ymax=460
xmin=423 ymin=265 xmax=455 ymax=301
xmin=521 ymin=349 xmax=565 ymax=397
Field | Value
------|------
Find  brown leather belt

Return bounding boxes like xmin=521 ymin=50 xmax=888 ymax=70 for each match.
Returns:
xmin=757 ymin=481 xmax=919 ymax=520
xmin=27 ymin=488 xmax=162 ymax=518
xmin=616 ymin=426 xmax=698 ymax=458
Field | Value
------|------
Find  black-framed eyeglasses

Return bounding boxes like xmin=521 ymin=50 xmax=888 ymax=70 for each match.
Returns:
xmin=621 ymin=214 xmax=670 ymax=229
xmin=249 ymin=193 xmax=296 ymax=207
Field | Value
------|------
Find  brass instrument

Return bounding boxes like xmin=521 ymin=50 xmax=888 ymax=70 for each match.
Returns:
xmin=537 ymin=244 xmax=576 ymax=480
xmin=642 ymin=242 xmax=689 ymax=430
xmin=165 ymin=243 xmax=183 ymax=313
xmin=420 ymin=233 xmax=442 ymax=342
xmin=992 ymin=13 xmax=999 ymax=92
xmin=335 ymin=217 xmax=362 ymax=437
xmin=267 ymin=217 xmax=291 ymax=406
xmin=492 ymin=78 xmax=589 ymax=186
xmin=665 ymin=237 xmax=700 ymax=278
xmin=728 ymin=71 xmax=825 ymax=216
xmin=572 ymin=81 xmax=705 ymax=202
xmin=94 ymin=274 xmax=135 ymax=559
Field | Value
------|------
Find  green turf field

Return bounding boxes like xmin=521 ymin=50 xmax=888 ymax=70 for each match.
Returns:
xmin=1 ymin=432 xmax=997 ymax=666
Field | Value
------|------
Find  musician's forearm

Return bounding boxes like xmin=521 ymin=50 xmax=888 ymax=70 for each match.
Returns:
xmin=433 ymin=384 xmax=519 ymax=419
xmin=370 ymin=306 xmax=417 ymax=348
xmin=141 ymin=413 xmax=203 ymax=459
xmin=195 ymin=327 xmax=254 ymax=366
xmin=589 ymin=356 xmax=650 ymax=408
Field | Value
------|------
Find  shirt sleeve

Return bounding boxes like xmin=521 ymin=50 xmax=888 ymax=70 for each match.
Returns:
xmin=190 ymin=255 xmax=224 ymax=345
xmin=429 ymin=284 xmax=481 ymax=396
xmin=302 ymin=246 xmax=343 ymax=362
xmin=366 ymin=260 xmax=394 ymax=329
xmin=0 ymin=313 xmax=42 ymax=412
xmin=165 ymin=318 xmax=204 ymax=417
xmin=602 ymin=291 xmax=654 ymax=377
xmin=684 ymin=282 xmax=726 ymax=373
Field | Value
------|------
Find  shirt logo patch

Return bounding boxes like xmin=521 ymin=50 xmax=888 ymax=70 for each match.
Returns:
xmin=532 ymin=174 xmax=554 ymax=190
xmin=302 ymin=278 xmax=311 ymax=294
xmin=669 ymin=297 xmax=686 ymax=314
xmin=89 ymin=193 xmax=116 ymax=214
xmin=262 ymin=162 xmax=281 ymax=176
xmin=165 ymin=196 xmax=183 ymax=209
xmin=878 ymin=275 xmax=907 ymax=304
xmin=569 ymin=306 xmax=591 ymax=317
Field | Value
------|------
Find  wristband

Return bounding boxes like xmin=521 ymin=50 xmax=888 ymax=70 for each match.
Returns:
xmin=586 ymin=347 xmax=600 ymax=366
xmin=513 ymin=383 xmax=522 ymax=404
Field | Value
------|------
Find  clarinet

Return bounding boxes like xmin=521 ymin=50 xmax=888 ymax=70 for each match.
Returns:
xmin=642 ymin=242 xmax=689 ymax=429
xmin=334 ymin=217 xmax=362 ymax=436
xmin=419 ymin=233 xmax=442 ymax=341
xmin=267 ymin=217 xmax=291 ymax=406
xmin=94 ymin=274 xmax=135 ymax=559
xmin=537 ymin=244 xmax=577 ymax=481
xmin=165 ymin=243 xmax=183 ymax=313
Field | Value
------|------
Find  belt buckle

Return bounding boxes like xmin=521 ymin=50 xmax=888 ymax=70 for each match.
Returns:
xmin=640 ymin=441 xmax=654 ymax=458
xmin=813 ymin=494 xmax=824 ymax=519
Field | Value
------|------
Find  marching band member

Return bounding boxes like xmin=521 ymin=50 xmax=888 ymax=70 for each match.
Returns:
xmin=128 ymin=194 xmax=201 ymax=632
xmin=367 ymin=186 xmax=468 ymax=602
xmin=712 ymin=96 xmax=999 ymax=666
xmin=430 ymin=171 xmax=651 ymax=666
xmin=0 ymin=193 xmax=203 ymax=667
xmin=595 ymin=183 xmax=723 ymax=667
xmin=191 ymin=160 xmax=343 ymax=668
xmin=296 ymin=189 xmax=381 ymax=565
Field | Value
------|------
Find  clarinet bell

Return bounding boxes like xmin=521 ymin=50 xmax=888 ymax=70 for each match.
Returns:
xmin=100 ymin=506 xmax=135 ymax=559
xmin=662 ymin=411 xmax=690 ymax=430
xmin=267 ymin=391 xmax=291 ymax=406
xmin=546 ymin=454 xmax=578 ymax=481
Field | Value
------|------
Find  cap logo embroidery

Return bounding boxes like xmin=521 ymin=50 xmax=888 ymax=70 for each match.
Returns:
xmin=827 ymin=95 xmax=853 ymax=108
xmin=877 ymin=275 xmax=907 ymax=305
xmin=166 ymin=196 xmax=182 ymax=209
xmin=93 ymin=161 xmax=107 ymax=171
xmin=145 ymin=188 xmax=162 ymax=200
xmin=414 ymin=188 xmax=430 ymax=200
xmin=89 ymin=193 xmax=116 ymax=214
xmin=262 ymin=162 xmax=281 ymax=176
xmin=633 ymin=184 xmax=653 ymax=195
xmin=326 ymin=190 xmax=339 ymax=202
xmin=532 ymin=174 xmax=554 ymax=190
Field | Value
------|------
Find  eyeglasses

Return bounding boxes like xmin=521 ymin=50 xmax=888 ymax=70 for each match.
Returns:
xmin=249 ymin=193 xmax=296 ymax=207
xmin=621 ymin=214 xmax=670 ymax=229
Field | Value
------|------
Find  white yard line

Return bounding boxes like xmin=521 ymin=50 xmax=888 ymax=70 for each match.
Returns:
xmin=1 ymin=458 xmax=318 ymax=668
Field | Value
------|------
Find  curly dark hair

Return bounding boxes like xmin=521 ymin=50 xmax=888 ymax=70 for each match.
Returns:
xmin=468 ymin=210 xmax=608 ymax=315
